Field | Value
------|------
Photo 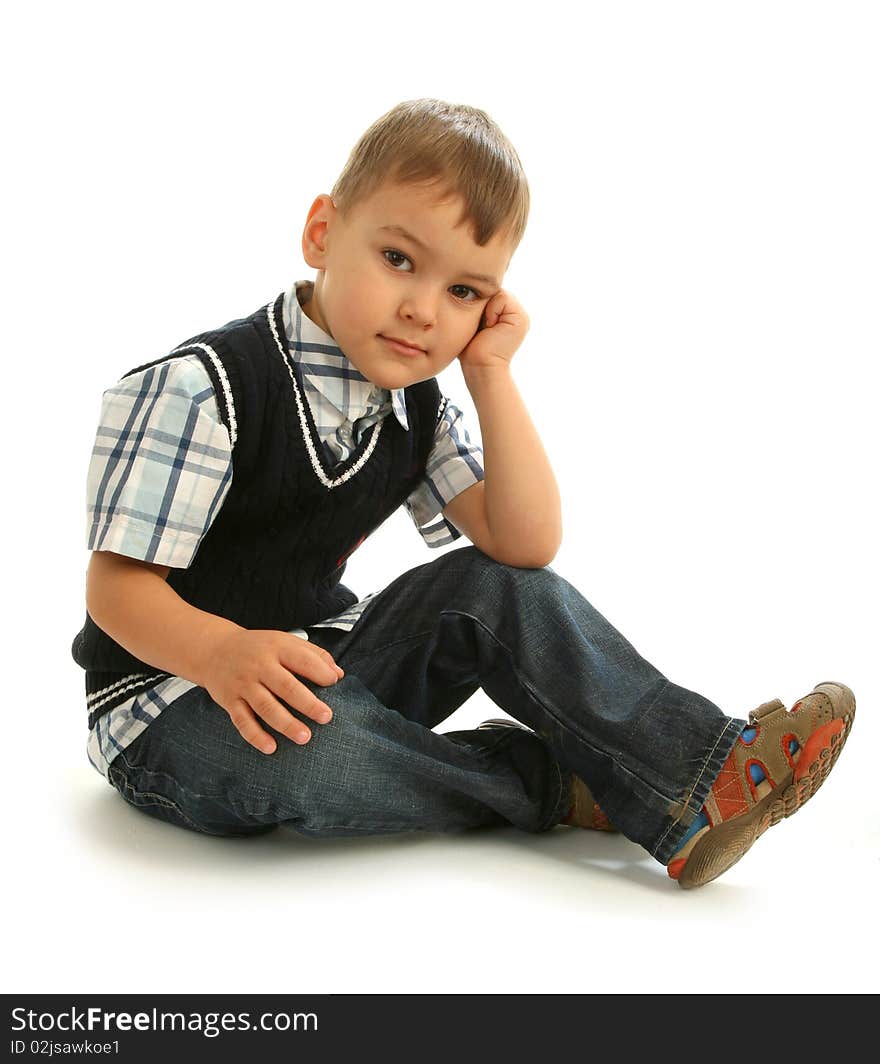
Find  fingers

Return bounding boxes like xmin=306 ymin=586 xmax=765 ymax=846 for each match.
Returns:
xmin=236 ymin=680 xmax=326 ymax=751
xmin=252 ymin=684 xmax=321 ymax=746
xmin=483 ymin=289 xmax=528 ymax=331
xmin=280 ymin=637 xmax=344 ymax=687
xmin=484 ymin=288 xmax=509 ymax=324
xmin=266 ymin=664 xmax=337 ymax=728
xmin=227 ymin=699 xmax=280 ymax=756
xmin=312 ymin=644 xmax=345 ymax=679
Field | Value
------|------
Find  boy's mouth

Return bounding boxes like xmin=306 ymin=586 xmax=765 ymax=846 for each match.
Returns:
xmin=380 ymin=335 xmax=426 ymax=356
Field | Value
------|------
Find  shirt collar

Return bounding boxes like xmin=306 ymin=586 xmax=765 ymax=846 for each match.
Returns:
xmin=282 ymin=280 xmax=410 ymax=431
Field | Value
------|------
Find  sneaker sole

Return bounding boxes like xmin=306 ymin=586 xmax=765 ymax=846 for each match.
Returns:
xmin=676 ymin=681 xmax=855 ymax=889
xmin=476 ymin=718 xmax=531 ymax=732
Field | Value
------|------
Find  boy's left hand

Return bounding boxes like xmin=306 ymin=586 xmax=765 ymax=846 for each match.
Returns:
xmin=458 ymin=289 xmax=529 ymax=372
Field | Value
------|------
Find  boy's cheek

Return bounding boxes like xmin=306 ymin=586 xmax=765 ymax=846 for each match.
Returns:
xmin=430 ymin=353 xmax=457 ymax=374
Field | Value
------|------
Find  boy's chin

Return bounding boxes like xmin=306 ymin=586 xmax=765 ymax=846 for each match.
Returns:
xmin=365 ymin=364 xmax=432 ymax=391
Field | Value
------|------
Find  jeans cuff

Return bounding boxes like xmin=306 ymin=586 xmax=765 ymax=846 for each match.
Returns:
xmin=650 ymin=716 xmax=747 ymax=864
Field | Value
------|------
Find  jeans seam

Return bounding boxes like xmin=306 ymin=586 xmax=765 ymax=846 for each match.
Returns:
xmin=109 ymin=766 xmax=205 ymax=833
xmin=286 ymin=822 xmax=458 ymax=835
xmin=336 ymin=627 xmax=436 ymax=669
xmin=327 ymin=548 xmax=501 ymax=667
xmin=113 ymin=750 xmax=223 ymax=802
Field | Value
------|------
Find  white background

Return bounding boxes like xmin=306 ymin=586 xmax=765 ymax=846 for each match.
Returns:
xmin=4 ymin=0 xmax=877 ymax=994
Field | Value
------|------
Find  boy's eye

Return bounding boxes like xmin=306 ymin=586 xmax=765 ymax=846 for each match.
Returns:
xmin=383 ymin=249 xmax=412 ymax=271
xmin=449 ymin=284 xmax=480 ymax=303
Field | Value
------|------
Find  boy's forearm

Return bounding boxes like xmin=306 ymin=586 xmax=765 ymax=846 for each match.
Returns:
xmin=462 ymin=363 xmax=562 ymax=563
xmin=86 ymin=558 xmax=242 ymax=686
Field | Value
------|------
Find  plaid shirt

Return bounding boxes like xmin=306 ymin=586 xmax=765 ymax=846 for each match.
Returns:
xmin=84 ymin=279 xmax=484 ymax=777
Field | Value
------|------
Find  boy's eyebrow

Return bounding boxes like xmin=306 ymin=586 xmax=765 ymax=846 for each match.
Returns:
xmin=378 ymin=224 xmax=501 ymax=288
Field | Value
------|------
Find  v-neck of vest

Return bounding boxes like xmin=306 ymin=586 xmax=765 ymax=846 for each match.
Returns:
xmin=268 ymin=294 xmax=391 ymax=489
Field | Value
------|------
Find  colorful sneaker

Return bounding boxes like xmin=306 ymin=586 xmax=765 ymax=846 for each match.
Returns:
xmin=668 ymin=681 xmax=856 ymax=889
xmin=476 ymin=718 xmax=617 ymax=832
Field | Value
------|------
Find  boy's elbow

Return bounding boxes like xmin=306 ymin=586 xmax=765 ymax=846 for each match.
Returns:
xmin=524 ymin=544 xmax=560 ymax=569
xmin=521 ymin=525 xmax=562 ymax=569
xmin=489 ymin=535 xmax=561 ymax=570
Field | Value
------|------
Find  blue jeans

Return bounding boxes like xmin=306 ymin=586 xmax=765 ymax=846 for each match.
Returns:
xmin=106 ymin=547 xmax=745 ymax=863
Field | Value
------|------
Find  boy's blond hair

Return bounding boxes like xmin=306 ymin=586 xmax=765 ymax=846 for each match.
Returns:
xmin=331 ymin=98 xmax=529 ymax=251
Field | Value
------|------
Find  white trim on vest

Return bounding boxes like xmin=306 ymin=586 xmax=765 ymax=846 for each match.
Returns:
xmin=265 ymin=300 xmax=384 ymax=490
xmin=169 ymin=341 xmax=238 ymax=447
xmin=86 ymin=672 xmax=169 ymax=712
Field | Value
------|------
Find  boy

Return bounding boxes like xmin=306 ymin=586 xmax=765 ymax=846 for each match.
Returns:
xmin=72 ymin=98 xmax=855 ymax=888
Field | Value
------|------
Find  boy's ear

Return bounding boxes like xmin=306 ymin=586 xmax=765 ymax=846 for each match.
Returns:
xmin=301 ymin=194 xmax=335 ymax=268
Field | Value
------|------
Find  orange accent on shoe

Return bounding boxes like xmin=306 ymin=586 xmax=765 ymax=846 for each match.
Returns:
xmin=593 ymin=807 xmax=613 ymax=831
xmin=793 ymin=718 xmax=845 ymax=783
xmin=667 ymin=858 xmax=687 ymax=881
xmin=711 ymin=753 xmax=750 ymax=820
xmin=744 ymin=758 xmax=775 ymax=802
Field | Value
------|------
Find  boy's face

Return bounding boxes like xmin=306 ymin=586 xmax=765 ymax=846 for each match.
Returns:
xmin=301 ymin=179 xmax=515 ymax=390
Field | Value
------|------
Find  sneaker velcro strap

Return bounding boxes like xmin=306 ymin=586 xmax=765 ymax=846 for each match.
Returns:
xmin=749 ymin=698 xmax=787 ymax=725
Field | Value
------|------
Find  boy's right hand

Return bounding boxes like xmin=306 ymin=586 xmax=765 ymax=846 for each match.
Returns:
xmin=198 ymin=628 xmax=344 ymax=755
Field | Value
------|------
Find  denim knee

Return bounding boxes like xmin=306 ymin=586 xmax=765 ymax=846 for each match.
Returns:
xmin=454 ymin=545 xmax=563 ymax=615
xmin=257 ymin=675 xmax=429 ymax=837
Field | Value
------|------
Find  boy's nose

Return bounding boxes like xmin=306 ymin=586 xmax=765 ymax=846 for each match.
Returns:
xmin=399 ymin=294 xmax=437 ymax=329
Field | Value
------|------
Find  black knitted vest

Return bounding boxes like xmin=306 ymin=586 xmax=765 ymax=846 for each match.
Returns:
xmin=72 ymin=292 xmax=441 ymax=729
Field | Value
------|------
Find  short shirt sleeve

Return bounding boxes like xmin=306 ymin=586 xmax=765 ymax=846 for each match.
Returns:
xmin=404 ymin=395 xmax=485 ymax=548
xmin=85 ymin=354 xmax=233 ymax=568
